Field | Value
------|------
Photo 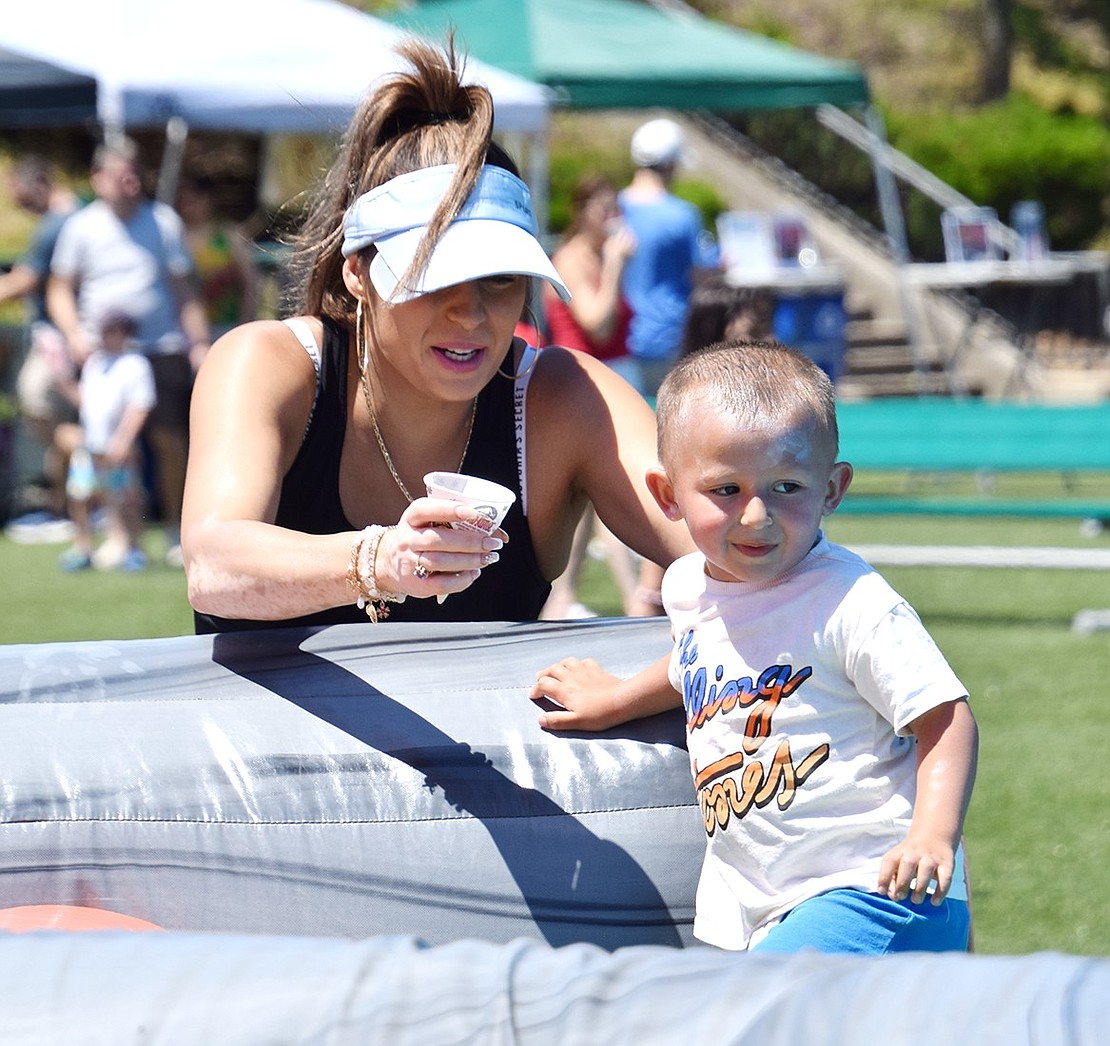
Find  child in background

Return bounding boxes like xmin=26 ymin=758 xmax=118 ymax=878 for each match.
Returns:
xmin=57 ymin=309 xmax=156 ymax=572
xmin=532 ymin=341 xmax=978 ymax=955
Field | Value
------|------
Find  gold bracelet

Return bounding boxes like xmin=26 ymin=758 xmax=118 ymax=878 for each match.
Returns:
xmin=351 ymin=525 xmax=406 ymax=622
xmin=346 ymin=526 xmax=374 ymax=607
xmin=366 ymin=525 xmax=406 ymax=608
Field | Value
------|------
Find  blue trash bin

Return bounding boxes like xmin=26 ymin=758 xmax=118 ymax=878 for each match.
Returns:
xmin=772 ymin=290 xmax=846 ymax=382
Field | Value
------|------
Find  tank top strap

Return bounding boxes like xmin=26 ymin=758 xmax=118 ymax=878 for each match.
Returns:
xmin=282 ymin=317 xmax=321 ymax=377
xmin=513 ymin=343 xmax=540 ymax=517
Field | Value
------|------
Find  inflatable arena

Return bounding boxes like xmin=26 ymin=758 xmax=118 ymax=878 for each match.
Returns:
xmin=1 ymin=618 xmax=1106 ymax=1043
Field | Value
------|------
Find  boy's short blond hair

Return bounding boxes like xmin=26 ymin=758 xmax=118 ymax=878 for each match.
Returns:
xmin=655 ymin=340 xmax=839 ymax=467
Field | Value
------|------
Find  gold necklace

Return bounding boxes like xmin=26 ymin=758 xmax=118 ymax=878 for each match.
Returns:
xmin=359 ymin=368 xmax=477 ymax=504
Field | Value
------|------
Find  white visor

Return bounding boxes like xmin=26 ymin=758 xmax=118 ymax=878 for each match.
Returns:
xmin=342 ymin=164 xmax=571 ymax=304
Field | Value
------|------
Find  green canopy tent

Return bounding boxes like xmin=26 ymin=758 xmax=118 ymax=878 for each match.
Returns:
xmin=387 ymin=0 xmax=894 ymax=253
xmin=387 ymin=0 xmax=869 ymax=111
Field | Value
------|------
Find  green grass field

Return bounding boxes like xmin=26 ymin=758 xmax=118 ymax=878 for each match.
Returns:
xmin=2 ymin=513 xmax=1109 ymax=958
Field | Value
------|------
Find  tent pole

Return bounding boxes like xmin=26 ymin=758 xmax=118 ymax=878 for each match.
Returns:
xmin=156 ymin=116 xmax=189 ymax=205
xmin=529 ymin=127 xmax=550 ymax=245
xmin=861 ymin=105 xmax=907 ymax=265
xmin=860 ymin=103 xmax=936 ymax=393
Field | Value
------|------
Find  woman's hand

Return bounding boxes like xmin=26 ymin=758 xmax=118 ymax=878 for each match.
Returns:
xmin=601 ymin=222 xmax=637 ymax=269
xmin=375 ymin=496 xmax=506 ymax=601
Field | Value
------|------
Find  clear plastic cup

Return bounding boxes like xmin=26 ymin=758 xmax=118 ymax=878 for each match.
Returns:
xmin=423 ymin=472 xmax=515 ymax=536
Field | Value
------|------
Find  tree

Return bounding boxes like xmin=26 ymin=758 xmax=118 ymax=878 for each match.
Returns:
xmin=981 ymin=0 xmax=1013 ymax=102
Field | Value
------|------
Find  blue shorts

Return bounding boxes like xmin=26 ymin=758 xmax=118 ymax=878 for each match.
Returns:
xmin=750 ymin=888 xmax=971 ymax=956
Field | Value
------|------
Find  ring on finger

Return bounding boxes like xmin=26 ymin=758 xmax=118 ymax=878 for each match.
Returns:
xmin=414 ymin=559 xmax=431 ymax=580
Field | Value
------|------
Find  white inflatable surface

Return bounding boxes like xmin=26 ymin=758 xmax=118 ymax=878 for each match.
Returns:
xmin=1 ymin=931 xmax=1107 ymax=1045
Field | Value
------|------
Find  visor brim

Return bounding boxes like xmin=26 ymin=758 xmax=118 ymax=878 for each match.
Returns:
xmin=369 ymin=220 xmax=571 ymax=304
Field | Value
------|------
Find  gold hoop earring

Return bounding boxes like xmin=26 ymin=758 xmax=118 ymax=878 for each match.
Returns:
xmin=521 ymin=302 xmax=544 ymax=349
xmin=498 ymin=344 xmax=540 ymax=381
xmin=355 ymin=298 xmax=369 ymax=374
xmin=497 ymin=304 xmax=542 ymax=380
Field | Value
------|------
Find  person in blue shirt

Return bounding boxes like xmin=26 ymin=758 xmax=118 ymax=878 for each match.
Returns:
xmin=618 ymin=118 xmax=717 ymax=399
xmin=618 ymin=118 xmax=719 ymax=611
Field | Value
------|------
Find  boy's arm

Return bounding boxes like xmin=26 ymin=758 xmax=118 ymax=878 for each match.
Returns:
xmin=878 ymin=697 xmax=978 ymax=905
xmin=530 ymin=653 xmax=681 ymax=732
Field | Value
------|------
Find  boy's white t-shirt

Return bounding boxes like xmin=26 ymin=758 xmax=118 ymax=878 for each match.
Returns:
xmin=79 ymin=349 xmax=157 ymax=454
xmin=663 ymin=534 xmax=969 ymax=950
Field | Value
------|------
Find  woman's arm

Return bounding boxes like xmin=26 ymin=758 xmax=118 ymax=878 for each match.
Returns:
xmin=551 ymin=229 xmax=634 ymax=343
xmin=181 ymin=320 xmax=352 ymax=619
xmin=527 ymin=347 xmax=694 ymax=580
xmin=181 ymin=320 xmax=500 ymax=621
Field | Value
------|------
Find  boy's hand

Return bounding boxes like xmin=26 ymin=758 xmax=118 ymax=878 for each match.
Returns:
xmin=530 ymin=656 xmax=628 ymax=732
xmin=881 ymin=698 xmax=977 ymax=907
xmin=530 ymin=653 xmax=680 ymax=733
xmin=877 ymin=834 xmax=956 ymax=906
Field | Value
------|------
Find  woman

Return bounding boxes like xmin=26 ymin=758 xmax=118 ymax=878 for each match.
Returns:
xmin=541 ymin=175 xmax=644 ymax=620
xmin=181 ymin=38 xmax=691 ymax=632
xmin=543 ymin=175 xmax=636 ymax=385
xmin=176 ymin=174 xmax=260 ymax=338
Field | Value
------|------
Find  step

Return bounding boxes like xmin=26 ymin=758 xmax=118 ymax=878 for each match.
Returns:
xmin=842 ymin=345 xmax=945 ymax=374
xmin=836 ymin=370 xmax=954 ymax=399
xmin=844 ymin=317 xmax=912 ymax=349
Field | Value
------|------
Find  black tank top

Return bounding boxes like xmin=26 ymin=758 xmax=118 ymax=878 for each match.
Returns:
xmin=194 ymin=318 xmax=551 ymax=633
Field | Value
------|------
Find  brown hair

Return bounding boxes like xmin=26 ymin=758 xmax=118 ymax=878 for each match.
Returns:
xmin=11 ymin=154 xmax=54 ymax=190
xmin=655 ymin=340 xmax=839 ymax=467
xmin=563 ymin=174 xmax=617 ymax=241
xmin=285 ymin=35 xmax=520 ymax=325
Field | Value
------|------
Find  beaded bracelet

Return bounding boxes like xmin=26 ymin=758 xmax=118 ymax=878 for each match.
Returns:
xmin=346 ymin=525 xmax=406 ymax=623
xmin=345 ymin=527 xmax=373 ymax=606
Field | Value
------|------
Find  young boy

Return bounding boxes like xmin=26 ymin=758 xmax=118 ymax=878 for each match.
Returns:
xmin=56 ymin=309 xmax=156 ymax=572
xmin=531 ymin=341 xmax=978 ymax=955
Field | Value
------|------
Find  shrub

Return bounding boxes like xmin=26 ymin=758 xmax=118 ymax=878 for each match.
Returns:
xmin=886 ymin=94 xmax=1110 ymax=254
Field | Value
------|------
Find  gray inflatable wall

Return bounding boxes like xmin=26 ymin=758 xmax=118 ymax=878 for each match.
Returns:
xmin=2 ymin=619 xmax=1108 ymax=1045
xmin=1 ymin=618 xmax=696 ymax=947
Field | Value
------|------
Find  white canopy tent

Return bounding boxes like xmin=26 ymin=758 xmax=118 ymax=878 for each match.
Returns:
xmin=0 ymin=0 xmax=549 ymax=134
xmin=0 ymin=0 xmax=552 ymax=209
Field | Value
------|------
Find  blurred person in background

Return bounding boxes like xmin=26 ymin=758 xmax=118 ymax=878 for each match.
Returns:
xmin=619 ymin=118 xmax=720 ymax=614
xmin=0 ymin=155 xmax=80 ymax=542
xmin=542 ymin=174 xmax=647 ymax=618
xmin=175 ymin=174 xmax=260 ymax=338
xmin=618 ymin=117 xmax=718 ymax=399
xmin=53 ymin=308 xmax=156 ymax=573
xmin=47 ymin=139 xmax=211 ymax=567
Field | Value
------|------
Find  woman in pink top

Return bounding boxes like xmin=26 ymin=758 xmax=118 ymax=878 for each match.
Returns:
xmin=544 ymin=176 xmax=635 ymax=373
xmin=542 ymin=176 xmax=653 ymax=619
